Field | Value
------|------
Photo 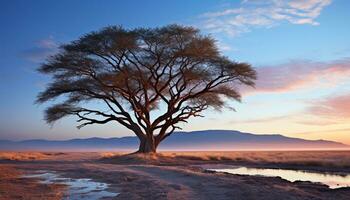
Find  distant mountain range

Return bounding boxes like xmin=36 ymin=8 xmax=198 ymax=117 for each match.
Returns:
xmin=0 ymin=130 xmax=348 ymax=151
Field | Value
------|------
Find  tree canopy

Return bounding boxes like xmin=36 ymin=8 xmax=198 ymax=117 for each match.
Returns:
xmin=37 ymin=24 xmax=256 ymax=153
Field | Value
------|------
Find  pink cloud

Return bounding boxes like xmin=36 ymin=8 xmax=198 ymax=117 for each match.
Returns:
xmin=308 ymin=94 xmax=350 ymax=118
xmin=244 ymin=59 xmax=350 ymax=94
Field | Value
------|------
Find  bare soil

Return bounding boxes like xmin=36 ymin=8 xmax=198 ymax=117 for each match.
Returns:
xmin=1 ymin=151 xmax=350 ymax=200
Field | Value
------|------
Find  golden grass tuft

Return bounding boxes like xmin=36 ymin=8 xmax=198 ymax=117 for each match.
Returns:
xmin=0 ymin=152 xmax=50 ymax=161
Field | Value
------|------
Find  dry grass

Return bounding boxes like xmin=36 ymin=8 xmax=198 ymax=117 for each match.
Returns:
xmin=0 ymin=152 xmax=50 ymax=161
xmin=2 ymin=151 xmax=350 ymax=169
xmin=100 ymin=151 xmax=350 ymax=168
xmin=160 ymin=151 xmax=350 ymax=167
xmin=0 ymin=152 xmax=104 ymax=161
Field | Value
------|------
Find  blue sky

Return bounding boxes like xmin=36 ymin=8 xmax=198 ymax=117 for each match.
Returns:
xmin=1 ymin=0 xmax=350 ymax=143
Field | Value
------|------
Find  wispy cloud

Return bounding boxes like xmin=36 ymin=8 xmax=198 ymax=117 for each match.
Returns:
xmin=245 ymin=58 xmax=350 ymax=94
xmin=307 ymin=94 xmax=350 ymax=119
xmin=296 ymin=127 xmax=350 ymax=135
xmin=216 ymin=40 xmax=235 ymax=52
xmin=21 ymin=37 xmax=58 ymax=63
xmin=229 ymin=109 xmax=343 ymax=126
xmin=230 ymin=114 xmax=291 ymax=124
xmin=201 ymin=0 xmax=332 ymax=36
xmin=294 ymin=119 xmax=339 ymax=126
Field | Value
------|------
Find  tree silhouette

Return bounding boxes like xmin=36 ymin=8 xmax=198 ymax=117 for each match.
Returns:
xmin=37 ymin=25 xmax=256 ymax=153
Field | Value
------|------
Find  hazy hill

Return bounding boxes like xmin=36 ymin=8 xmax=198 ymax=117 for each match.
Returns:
xmin=0 ymin=130 xmax=348 ymax=151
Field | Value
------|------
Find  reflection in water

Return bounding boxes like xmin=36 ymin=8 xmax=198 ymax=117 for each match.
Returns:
xmin=24 ymin=171 xmax=119 ymax=200
xmin=209 ymin=167 xmax=350 ymax=189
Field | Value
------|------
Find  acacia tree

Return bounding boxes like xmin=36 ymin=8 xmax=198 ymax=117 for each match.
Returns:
xmin=37 ymin=25 xmax=256 ymax=153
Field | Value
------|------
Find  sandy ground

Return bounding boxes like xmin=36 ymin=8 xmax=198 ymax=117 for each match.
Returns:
xmin=1 ymin=151 xmax=350 ymax=200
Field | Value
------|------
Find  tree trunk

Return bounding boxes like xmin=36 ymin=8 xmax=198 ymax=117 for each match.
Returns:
xmin=137 ymin=135 xmax=157 ymax=153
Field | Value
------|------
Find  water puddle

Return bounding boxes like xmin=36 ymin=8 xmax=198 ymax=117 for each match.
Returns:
xmin=23 ymin=171 xmax=119 ymax=199
xmin=208 ymin=167 xmax=350 ymax=189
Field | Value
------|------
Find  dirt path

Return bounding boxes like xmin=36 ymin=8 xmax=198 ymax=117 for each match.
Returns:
xmin=115 ymin=165 xmax=317 ymax=200
xmin=74 ymin=163 xmax=350 ymax=200
xmin=126 ymin=165 xmax=230 ymax=199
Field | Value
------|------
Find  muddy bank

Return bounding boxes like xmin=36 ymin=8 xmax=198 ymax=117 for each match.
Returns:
xmin=0 ymin=165 xmax=66 ymax=200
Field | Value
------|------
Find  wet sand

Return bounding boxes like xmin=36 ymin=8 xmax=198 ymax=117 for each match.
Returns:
xmin=1 ymin=151 xmax=350 ymax=200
